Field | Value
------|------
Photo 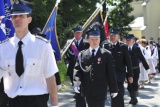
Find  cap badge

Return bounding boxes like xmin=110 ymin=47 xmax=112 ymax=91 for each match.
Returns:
xmin=15 ymin=0 xmax=19 ymax=4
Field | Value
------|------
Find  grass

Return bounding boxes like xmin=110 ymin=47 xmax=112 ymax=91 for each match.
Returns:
xmin=57 ymin=57 xmax=71 ymax=90
xmin=57 ymin=58 xmax=68 ymax=83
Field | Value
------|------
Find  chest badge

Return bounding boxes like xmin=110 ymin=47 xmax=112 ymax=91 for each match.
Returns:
xmin=97 ymin=57 xmax=101 ymax=64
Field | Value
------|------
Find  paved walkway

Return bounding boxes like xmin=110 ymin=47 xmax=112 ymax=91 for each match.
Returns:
xmin=49 ymin=74 xmax=160 ymax=107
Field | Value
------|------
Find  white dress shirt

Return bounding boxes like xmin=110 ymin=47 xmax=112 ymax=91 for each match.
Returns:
xmin=89 ymin=46 xmax=99 ymax=56
xmin=128 ymin=45 xmax=133 ymax=51
xmin=75 ymin=37 xmax=82 ymax=46
xmin=0 ymin=32 xmax=58 ymax=98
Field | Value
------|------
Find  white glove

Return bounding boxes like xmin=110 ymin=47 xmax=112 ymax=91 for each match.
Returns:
xmin=74 ymin=87 xmax=80 ymax=93
xmin=111 ymin=93 xmax=118 ymax=98
xmin=50 ymin=106 xmax=59 ymax=107
xmin=57 ymin=85 xmax=62 ymax=91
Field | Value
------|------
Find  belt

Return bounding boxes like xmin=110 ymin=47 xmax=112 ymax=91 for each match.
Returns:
xmin=132 ymin=66 xmax=139 ymax=70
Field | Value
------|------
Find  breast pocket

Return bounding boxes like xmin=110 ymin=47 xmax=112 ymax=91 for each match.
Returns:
xmin=3 ymin=59 xmax=15 ymax=77
xmin=25 ymin=58 xmax=42 ymax=77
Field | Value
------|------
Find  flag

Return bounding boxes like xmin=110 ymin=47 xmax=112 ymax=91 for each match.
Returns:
xmin=42 ymin=7 xmax=61 ymax=61
xmin=82 ymin=9 xmax=106 ymax=42
xmin=104 ymin=16 xmax=109 ymax=37
xmin=4 ymin=0 xmax=15 ymax=38
xmin=0 ymin=0 xmax=15 ymax=41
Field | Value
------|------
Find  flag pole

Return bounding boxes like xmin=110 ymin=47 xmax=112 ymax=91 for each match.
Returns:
xmin=61 ymin=1 xmax=105 ymax=57
xmin=42 ymin=0 xmax=61 ymax=33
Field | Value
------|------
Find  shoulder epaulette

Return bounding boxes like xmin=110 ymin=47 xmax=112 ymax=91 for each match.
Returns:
xmin=0 ymin=38 xmax=10 ymax=44
xmin=35 ymin=35 xmax=49 ymax=43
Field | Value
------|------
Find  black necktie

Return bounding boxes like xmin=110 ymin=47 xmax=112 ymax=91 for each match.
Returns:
xmin=92 ymin=49 xmax=95 ymax=58
xmin=113 ymin=45 xmax=116 ymax=48
xmin=16 ymin=41 xmax=24 ymax=76
xmin=75 ymin=41 xmax=79 ymax=48
xmin=129 ymin=47 xmax=132 ymax=54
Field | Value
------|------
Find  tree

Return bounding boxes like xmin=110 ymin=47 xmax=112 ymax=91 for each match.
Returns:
xmin=29 ymin=0 xmax=99 ymax=47
xmin=106 ymin=0 xmax=135 ymax=36
xmin=56 ymin=0 xmax=98 ymax=46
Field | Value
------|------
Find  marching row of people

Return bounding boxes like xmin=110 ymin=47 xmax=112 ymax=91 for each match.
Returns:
xmin=65 ymin=25 xmax=155 ymax=107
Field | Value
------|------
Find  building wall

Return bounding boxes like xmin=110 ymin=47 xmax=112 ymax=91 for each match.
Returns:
xmin=130 ymin=0 xmax=160 ymax=41
xmin=145 ymin=0 xmax=160 ymax=41
xmin=130 ymin=1 xmax=143 ymax=17
xmin=129 ymin=29 xmax=142 ymax=39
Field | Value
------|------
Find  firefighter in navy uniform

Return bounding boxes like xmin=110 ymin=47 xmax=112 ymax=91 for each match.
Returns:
xmin=65 ymin=26 xmax=89 ymax=85
xmin=101 ymin=28 xmax=133 ymax=107
xmin=73 ymin=28 xmax=118 ymax=107
xmin=126 ymin=34 xmax=149 ymax=105
xmin=65 ymin=26 xmax=89 ymax=107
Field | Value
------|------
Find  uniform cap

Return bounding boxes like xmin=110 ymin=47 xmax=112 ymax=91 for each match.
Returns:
xmin=10 ymin=0 xmax=33 ymax=15
xmin=86 ymin=27 xmax=100 ymax=38
xmin=109 ymin=28 xmax=120 ymax=35
xmin=126 ymin=34 xmax=135 ymax=40
xmin=72 ymin=26 xmax=82 ymax=32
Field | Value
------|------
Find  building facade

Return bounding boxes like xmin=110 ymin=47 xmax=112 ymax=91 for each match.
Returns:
xmin=129 ymin=0 xmax=160 ymax=41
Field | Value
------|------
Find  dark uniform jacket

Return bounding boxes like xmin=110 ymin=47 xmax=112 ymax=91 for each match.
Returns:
xmin=66 ymin=39 xmax=89 ymax=76
xmin=130 ymin=45 xmax=149 ymax=71
xmin=102 ymin=41 xmax=133 ymax=82
xmin=74 ymin=47 xmax=118 ymax=97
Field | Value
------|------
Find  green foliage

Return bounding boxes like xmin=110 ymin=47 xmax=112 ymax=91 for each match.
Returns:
xmin=29 ymin=0 xmax=99 ymax=47
xmin=107 ymin=0 xmax=135 ymax=36
xmin=57 ymin=0 xmax=98 ymax=46
xmin=57 ymin=58 xmax=68 ymax=83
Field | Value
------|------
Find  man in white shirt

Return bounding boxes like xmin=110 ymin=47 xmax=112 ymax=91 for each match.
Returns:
xmin=0 ymin=0 xmax=58 ymax=107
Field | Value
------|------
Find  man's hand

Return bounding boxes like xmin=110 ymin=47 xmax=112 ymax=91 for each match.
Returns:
xmin=111 ymin=93 xmax=118 ymax=98
xmin=74 ymin=87 xmax=80 ymax=93
xmin=128 ymin=77 xmax=133 ymax=84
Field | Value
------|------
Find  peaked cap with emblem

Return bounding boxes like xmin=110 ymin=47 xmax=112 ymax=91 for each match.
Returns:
xmin=126 ymin=34 xmax=135 ymax=40
xmin=86 ymin=27 xmax=100 ymax=38
xmin=109 ymin=28 xmax=120 ymax=35
xmin=10 ymin=0 xmax=33 ymax=15
xmin=72 ymin=25 xmax=82 ymax=33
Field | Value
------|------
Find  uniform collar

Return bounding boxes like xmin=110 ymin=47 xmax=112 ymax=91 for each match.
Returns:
xmin=13 ymin=31 xmax=31 ymax=47
xmin=111 ymin=41 xmax=117 ymax=45
xmin=128 ymin=45 xmax=133 ymax=50
xmin=75 ymin=37 xmax=82 ymax=45
xmin=89 ymin=46 xmax=99 ymax=55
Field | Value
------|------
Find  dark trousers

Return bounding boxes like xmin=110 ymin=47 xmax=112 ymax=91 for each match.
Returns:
xmin=69 ymin=75 xmax=73 ymax=86
xmin=9 ymin=94 xmax=49 ymax=107
xmin=0 ymin=91 xmax=8 ymax=107
xmin=75 ymin=93 xmax=86 ymax=107
xmin=127 ymin=70 xmax=140 ymax=92
xmin=86 ymin=95 xmax=105 ymax=107
xmin=111 ymin=82 xmax=124 ymax=107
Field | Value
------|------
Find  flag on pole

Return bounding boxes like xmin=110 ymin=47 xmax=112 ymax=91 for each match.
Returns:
xmin=104 ymin=16 xmax=109 ymax=37
xmin=0 ymin=0 xmax=15 ymax=41
xmin=82 ymin=9 xmax=106 ymax=42
xmin=42 ymin=6 xmax=61 ymax=61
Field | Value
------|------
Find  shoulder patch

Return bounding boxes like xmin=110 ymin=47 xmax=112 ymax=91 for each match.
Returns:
xmin=0 ymin=38 xmax=10 ymax=44
xmin=35 ymin=35 xmax=49 ymax=43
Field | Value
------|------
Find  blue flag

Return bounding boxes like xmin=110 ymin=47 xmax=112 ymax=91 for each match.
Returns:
xmin=42 ymin=7 xmax=61 ymax=61
xmin=0 ymin=0 xmax=15 ymax=41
